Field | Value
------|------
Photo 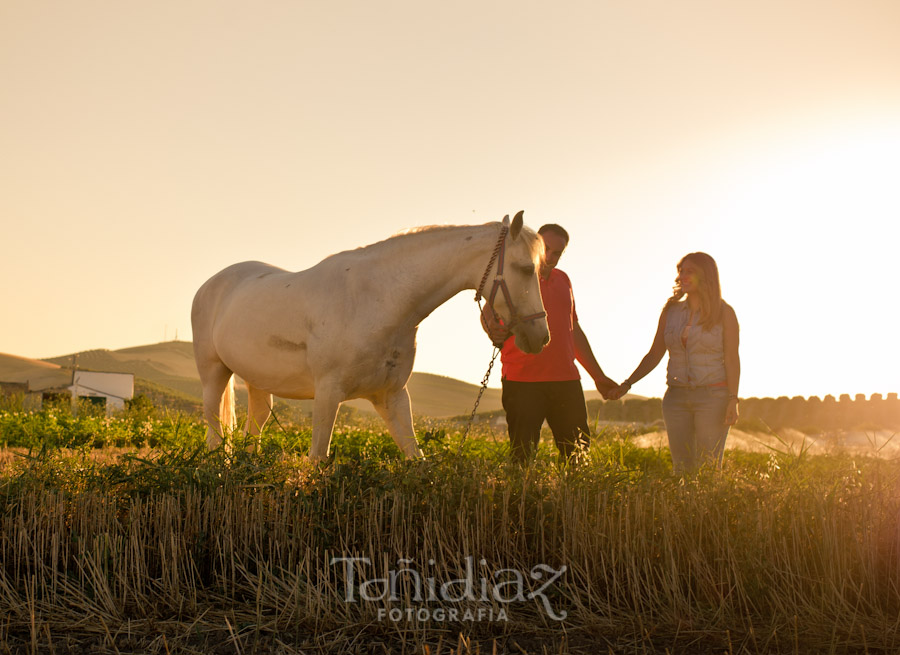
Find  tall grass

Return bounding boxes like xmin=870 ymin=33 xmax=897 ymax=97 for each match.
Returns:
xmin=1 ymin=408 xmax=899 ymax=653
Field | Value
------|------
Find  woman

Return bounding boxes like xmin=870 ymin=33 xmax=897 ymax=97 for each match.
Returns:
xmin=611 ymin=252 xmax=740 ymax=471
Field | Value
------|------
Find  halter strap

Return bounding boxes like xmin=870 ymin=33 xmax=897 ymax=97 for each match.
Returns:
xmin=475 ymin=224 xmax=546 ymax=332
xmin=475 ymin=223 xmax=508 ymax=305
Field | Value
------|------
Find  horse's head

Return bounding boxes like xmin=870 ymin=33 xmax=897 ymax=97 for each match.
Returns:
xmin=485 ymin=211 xmax=551 ymax=354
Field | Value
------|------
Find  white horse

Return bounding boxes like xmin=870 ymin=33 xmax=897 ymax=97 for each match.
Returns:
xmin=191 ymin=211 xmax=549 ymax=460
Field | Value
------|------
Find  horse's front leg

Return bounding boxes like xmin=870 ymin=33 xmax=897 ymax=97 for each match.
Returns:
xmin=371 ymin=387 xmax=424 ymax=459
xmin=310 ymin=386 xmax=343 ymax=461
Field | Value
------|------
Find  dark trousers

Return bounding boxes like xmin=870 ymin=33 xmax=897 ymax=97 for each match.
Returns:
xmin=501 ymin=379 xmax=591 ymax=462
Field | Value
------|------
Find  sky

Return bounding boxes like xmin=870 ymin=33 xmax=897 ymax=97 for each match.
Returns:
xmin=2 ymin=1 xmax=899 ymax=401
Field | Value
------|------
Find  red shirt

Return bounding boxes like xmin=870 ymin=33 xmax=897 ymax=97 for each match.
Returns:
xmin=501 ymin=268 xmax=580 ymax=382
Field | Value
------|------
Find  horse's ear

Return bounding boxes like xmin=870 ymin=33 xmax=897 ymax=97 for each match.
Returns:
xmin=510 ymin=210 xmax=524 ymax=240
xmin=501 ymin=214 xmax=510 ymax=227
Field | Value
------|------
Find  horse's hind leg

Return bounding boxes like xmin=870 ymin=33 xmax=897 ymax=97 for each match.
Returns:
xmin=245 ymin=385 xmax=273 ymax=452
xmin=371 ymin=387 xmax=424 ymax=459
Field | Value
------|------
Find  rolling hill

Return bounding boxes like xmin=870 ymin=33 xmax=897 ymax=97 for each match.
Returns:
xmin=2 ymin=341 xmax=607 ymax=417
xmin=44 ymin=342 xmax=205 ymax=402
xmin=0 ymin=352 xmax=64 ymax=379
xmin=0 ymin=353 xmax=72 ymax=390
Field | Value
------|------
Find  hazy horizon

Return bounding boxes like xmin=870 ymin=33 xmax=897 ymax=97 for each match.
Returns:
xmin=2 ymin=339 xmax=893 ymax=402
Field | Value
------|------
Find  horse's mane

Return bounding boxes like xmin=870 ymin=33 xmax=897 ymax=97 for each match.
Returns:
xmin=384 ymin=222 xmax=544 ymax=260
xmin=393 ymin=224 xmax=458 ymax=236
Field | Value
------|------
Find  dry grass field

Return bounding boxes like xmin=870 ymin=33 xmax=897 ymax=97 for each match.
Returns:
xmin=1 ymin=406 xmax=900 ymax=654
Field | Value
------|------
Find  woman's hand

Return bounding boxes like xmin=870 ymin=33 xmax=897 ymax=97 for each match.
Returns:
xmin=725 ymin=398 xmax=739 ymax=426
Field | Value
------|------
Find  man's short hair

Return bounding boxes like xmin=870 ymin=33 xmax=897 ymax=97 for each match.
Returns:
xmin=538 ymin=224 xmax=570 ymax=243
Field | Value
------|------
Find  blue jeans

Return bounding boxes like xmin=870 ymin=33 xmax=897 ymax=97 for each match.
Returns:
xmin=662 ymin=385 xmax=731 ymax=472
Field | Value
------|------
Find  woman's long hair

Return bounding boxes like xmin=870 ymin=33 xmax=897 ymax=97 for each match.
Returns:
xmin=665 ymin=252 xmax=724 ymax=329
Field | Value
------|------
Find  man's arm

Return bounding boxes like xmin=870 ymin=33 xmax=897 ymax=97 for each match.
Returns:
xmin=573 ymin=321 xmax=616 ymax=398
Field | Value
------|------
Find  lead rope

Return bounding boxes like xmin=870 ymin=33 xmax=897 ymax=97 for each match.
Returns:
xmin=459 ymin=345 xmax=500 ymax=450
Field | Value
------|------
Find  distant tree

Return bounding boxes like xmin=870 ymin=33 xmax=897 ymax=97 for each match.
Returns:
xmin=624 ymin=398 xmax=658 ymax=423
xmin=887 ymin=393 xmax=900 ymax=428
xmin=602 ymin=399 xmax=624 ymax=421
xmin=772 ymin=396 xmax=791 ymax=429
xmin=821 ymin=395 xmax=839 ymax=430
xmin=592 ymin=391 xmax=899 ymax=431
xmin=585 ymin=399 xmax=603 ymax=419
xmin=739 ymin=397 xmax=760 ymax=423
xmin=868 ymin=393 xmax=887 ymax=426
xmin=853 ymin=394 xmax=870 ymax=427
xmin=753 ymin=397 xmax=777 ymax=429
xmin=734 ymin=397 xmax=772 ymax=433
xmin=787 ymin=396 xmax=808 ymax=430
xmin=837 ymin=394 xmax=853 ymax=429
xmin=806 ymin=396 xmax=823 ymax=432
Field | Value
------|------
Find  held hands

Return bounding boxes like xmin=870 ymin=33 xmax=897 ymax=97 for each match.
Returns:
xmin=605 ymin=380 xmax=632 ymax=401
xmin=594 ymin=376 xmax=620 ymax=401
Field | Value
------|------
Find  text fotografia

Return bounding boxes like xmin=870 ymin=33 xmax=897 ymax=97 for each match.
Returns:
xmin=377 ymin=606 xmax=507 ymax=623
xmin=330 ymin=556 xmax=567 ymax=622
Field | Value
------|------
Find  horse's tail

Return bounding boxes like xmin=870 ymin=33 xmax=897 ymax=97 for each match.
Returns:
xmin=219 ymin=375 xmax=236 ymax=436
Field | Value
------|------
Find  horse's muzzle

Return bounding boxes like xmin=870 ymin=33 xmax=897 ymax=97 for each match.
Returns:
xmin=512 ymin=318 xmax=550 ymax=355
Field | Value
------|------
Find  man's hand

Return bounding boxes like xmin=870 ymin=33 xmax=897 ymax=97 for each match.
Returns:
xmin=488 ymin=325 xmax=510 ymax=348
xmin=481 ymin=309 xmax=510 ymax=348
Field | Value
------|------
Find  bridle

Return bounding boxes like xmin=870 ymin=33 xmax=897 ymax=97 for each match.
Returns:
xmin=474 ymin=223 xmax=546 ymax=331
xmin=462 ymin=221 xmax=546 ymax=447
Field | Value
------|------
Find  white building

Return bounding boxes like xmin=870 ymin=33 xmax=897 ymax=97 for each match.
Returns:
xmin=1 ymin=355 xmax=134 ymax=413
xmin=68 ymin=370 xmax=134 ymax=412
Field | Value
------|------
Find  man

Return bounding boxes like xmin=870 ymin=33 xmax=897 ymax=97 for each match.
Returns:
xmin=481 ymin=224 xmax=616 ymax=462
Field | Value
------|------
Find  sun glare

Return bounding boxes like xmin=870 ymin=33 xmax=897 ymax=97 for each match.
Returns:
xmin=705 ymin=120 xmax=900 ymax=397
